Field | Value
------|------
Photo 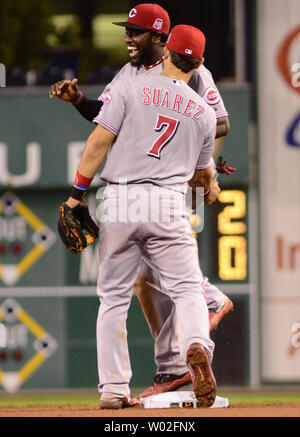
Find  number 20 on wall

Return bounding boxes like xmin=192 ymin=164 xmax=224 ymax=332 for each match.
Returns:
xmin=217 ymin=190 xmax=247 ymax=280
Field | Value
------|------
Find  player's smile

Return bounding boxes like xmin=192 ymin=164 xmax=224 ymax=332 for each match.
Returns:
xmin=125 ymin=28 xmax=153 ymax=66
xmin=127 ymin=45 xmax=139 ymax=60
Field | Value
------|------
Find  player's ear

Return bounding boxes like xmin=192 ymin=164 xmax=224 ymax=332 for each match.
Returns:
xmin=152 ymin=32 xmax=162 ymax=45
xmin=164 ymin=46 xmax=170 ymax=60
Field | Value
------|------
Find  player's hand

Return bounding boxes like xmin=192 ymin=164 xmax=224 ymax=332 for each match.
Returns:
xmin=205 ymin=180 xmax=220 ymax=204
xmin=49 ymin=78 xmax=80 ymax=102
xmin=65 ymin=197 xmax=81 ymax=209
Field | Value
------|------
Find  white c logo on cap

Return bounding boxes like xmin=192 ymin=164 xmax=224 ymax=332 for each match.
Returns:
xmin=129 ymin=8 xmax=137 ymax=18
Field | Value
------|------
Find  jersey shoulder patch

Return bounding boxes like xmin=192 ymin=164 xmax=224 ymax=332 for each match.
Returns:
xmin=103 ymin=93 xmax=112 ymax=105
xmin=201 ymin=87 xmax=221 ymax=105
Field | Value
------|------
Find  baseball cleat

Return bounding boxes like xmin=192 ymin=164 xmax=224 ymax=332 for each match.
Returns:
xmin=186 ymin=343 xmax=216 ymax=408
xmin=138 ymin=372 xmax=192 ymax=400
xmin=209 ymin=298 xmax=234 ymax=331
xmin=100 ymin=394 xmax=139 ymax=409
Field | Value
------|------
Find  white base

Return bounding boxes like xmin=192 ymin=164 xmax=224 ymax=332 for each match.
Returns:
xmin=139 ymin=391 xmax=229 ymax=409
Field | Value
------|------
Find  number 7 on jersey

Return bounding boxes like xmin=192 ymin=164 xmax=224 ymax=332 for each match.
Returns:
xmin=147 ymin=114 xmax=180 ymax=159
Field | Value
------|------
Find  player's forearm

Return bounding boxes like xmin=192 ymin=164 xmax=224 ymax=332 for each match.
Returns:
xmin=77 ymin=142 xmax=108 ymax=178
xmin=67 ymin=131 xmax=111 ymax=207
xmin=72 ymin=96 xmax=103 ymax=123
xmin=215 ymin=116 xmax=230 ymax=138
xmin=77 ymin=128 xmax=112 ymax=178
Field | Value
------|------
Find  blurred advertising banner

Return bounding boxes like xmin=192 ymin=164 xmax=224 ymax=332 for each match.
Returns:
xmin=258 ymin=0 xmax=300 ymax=381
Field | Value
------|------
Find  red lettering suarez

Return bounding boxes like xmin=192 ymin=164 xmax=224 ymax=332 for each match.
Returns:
xmin=142 ymin=86 xmax=204 ymax=121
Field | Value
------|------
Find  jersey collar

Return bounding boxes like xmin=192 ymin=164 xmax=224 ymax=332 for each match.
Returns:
xmin=144 ymin=57 xmax=164 ymax=71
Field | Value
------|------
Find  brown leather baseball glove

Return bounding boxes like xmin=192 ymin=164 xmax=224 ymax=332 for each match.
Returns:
xmin=57 ymin=202 xmax=98 ymax=254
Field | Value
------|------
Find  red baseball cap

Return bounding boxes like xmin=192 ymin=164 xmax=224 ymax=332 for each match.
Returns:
xmin=112 ymin=3 xmax=170 ymax=35
xmin=166 ymin=24 xmax=206 ymax=58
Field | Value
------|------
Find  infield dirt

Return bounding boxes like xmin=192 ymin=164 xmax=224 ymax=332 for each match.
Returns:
xmin=0 ymin=404 xmax=299 ymax=417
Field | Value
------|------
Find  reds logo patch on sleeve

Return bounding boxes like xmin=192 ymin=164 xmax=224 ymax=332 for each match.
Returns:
xmin=104 ymin=93 xmax=112 ymax=104
xmin=100 ymin=93 xmax=112 ymax=110
xmin=202 ymin=87 xmax=221 ymax=105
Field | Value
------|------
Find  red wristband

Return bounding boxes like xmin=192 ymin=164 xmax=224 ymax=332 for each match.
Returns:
xmin=70 ymin=172 xmax=93 ymax=201
xmin=73 ymin=171 xmax=93 ymax=190
xmin=204 ymin=188 xmax=210 ymax=197
xmin=72 ymin=91 xmax=83 ymax=105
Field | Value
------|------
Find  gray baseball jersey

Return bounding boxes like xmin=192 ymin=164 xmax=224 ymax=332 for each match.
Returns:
xmin=93 ymin=74 xmax=216 ymax=193
xmin=99 ymin=61 xmax=228 ymax=120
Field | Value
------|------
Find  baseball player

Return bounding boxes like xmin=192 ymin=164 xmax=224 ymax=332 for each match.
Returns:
xmin=62 ymin=24 xmax=219 ymax=409
xmin=50 ymin=3 xmax=233 ymax=397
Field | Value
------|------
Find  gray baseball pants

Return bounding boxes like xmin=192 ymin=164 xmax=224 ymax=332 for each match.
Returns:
xmin=96 ymin=184 xmax=214 ymax=397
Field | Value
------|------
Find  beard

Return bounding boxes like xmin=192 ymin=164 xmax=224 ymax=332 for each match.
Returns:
xmin=129 ymin=39 xmax=158 ymax=68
